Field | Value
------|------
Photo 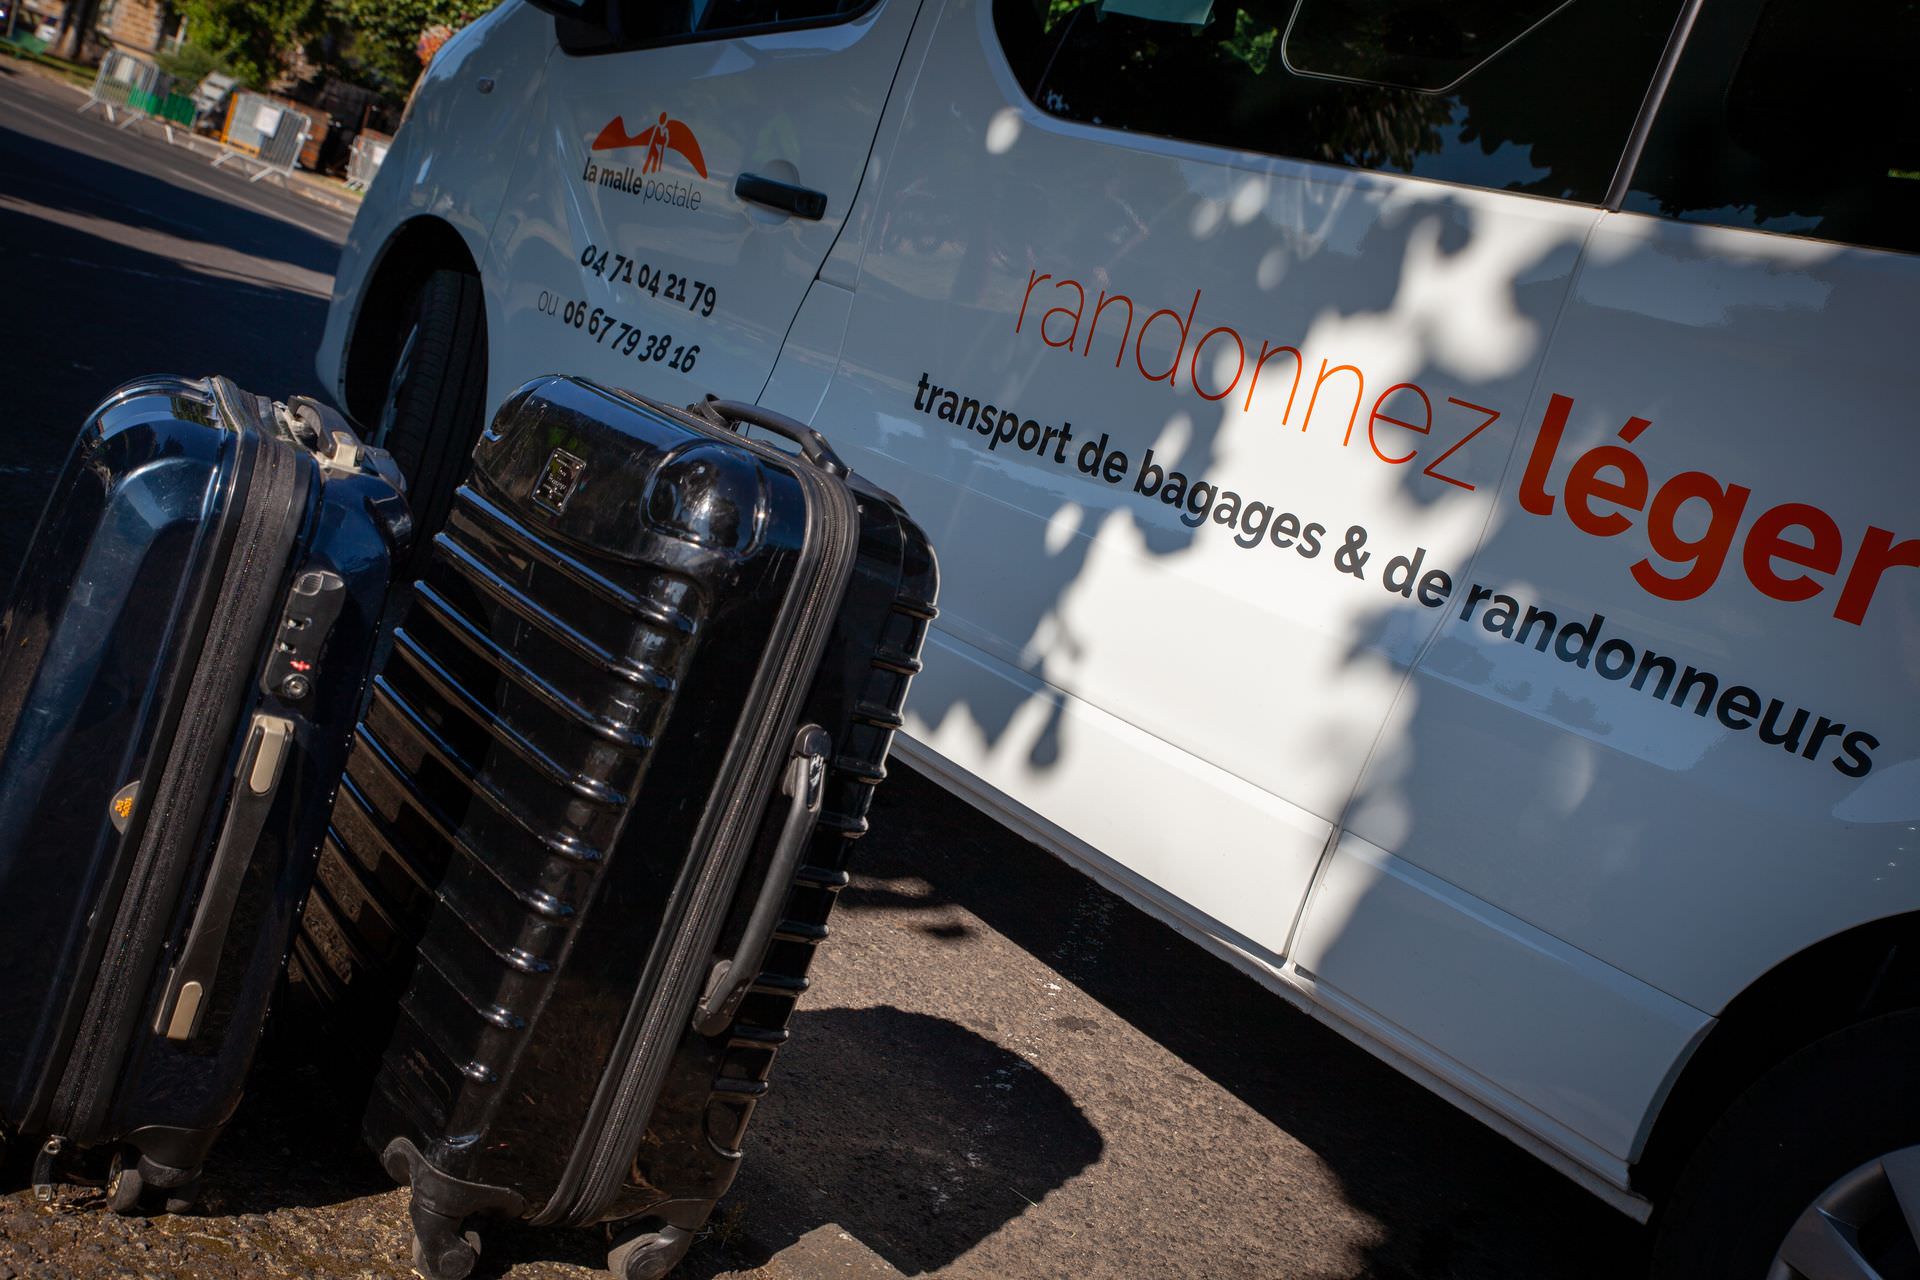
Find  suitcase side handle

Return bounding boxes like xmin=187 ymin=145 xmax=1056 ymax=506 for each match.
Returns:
xmin=697 ymin=397 xmax=850 ymax=479
xmin=692 ymin=725 xmax=832 ymax=1037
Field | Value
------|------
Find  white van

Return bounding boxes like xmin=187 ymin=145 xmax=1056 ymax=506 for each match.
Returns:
xmin=315 ymin=1 xmax=1920 ymax=1272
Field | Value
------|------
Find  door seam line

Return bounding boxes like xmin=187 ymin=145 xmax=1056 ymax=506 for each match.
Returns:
xmin=1277 ymin=212 xmax=1608 ymax=965
xmin=753 ymin=0 xmax=935 ymax=406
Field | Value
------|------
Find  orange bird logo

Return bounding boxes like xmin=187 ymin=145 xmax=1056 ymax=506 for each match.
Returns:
xmin=592 ymin=112 xmax=708 ymax=178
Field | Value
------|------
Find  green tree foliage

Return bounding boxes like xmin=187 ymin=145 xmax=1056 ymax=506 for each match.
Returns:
xmin=156 ymin=0 xmax=497 ymax=99
xmin=154 ymin=38 xmax=233 ymax=89
xmin=170 ymin=0 xmax=319 ymax=88
xmin=322 ymin=0 xmax=500 ymax=97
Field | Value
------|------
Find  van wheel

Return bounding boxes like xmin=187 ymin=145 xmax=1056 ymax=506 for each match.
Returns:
xmin=371 ymin=268 xmax=487 ymax=580
xmin=1650 ymin=1008 xmax=1920 ymax=1279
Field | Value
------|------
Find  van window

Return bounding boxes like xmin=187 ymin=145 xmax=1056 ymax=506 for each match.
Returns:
xmin=992 ymin=0 xmax=1685 ymax=204
xmin=558 ymin=0 xmax=873 ymax=54
xmin=1283 ymin=0 xmax=1573 ymax=93
xmin=1623 ymin=0 xmax=1920 ymax=255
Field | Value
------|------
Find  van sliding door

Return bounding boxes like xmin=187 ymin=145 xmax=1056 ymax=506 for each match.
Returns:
xmin=777 ymin=0 xmax=1683 ymax=968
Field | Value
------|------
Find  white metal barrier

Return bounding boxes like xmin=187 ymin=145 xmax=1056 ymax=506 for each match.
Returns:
xmin=79 ymin=49 xmax=166 ymax=129
xmin=210 ymin=106 xmax=311 ymax=184
xmin=77 ymin=58 xmax=324 ymax=183
xmin=344 ymin=131 xmax=389 ymax=191
xmin=220 ymin=90 xmax=285 ymax=153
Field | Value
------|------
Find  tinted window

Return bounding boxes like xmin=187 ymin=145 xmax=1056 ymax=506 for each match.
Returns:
xmin=1285 ymin=0 xmax=1574 ymax=92
xmin=1624 ymin=0 xmax=1920 ymax=255
xmin=559 ymin=0 xmax=871 ymax=53
xmin=993 ymin=0 xmax=1684 ymax=204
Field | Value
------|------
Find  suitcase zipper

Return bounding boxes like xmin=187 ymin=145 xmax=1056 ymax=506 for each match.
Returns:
xmin=43 ymin=388 xmax=308 ymax=1140
xmin=554 ymin=458 xmax=858 ymax=1227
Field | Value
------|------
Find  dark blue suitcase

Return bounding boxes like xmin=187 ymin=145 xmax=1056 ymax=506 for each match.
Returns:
xmin=0 ymin=376 xmax=409 ymax=1209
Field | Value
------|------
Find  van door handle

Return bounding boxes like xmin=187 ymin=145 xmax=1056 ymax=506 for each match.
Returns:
xmin=735 ymin=173 xmax=827 ymax=221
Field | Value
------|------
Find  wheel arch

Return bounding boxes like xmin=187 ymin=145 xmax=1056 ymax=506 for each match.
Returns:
xmin=1633 ymin=909 xmax=1920 ymax=1205
xmin=341 ymin=216 xmax=485 ymax=427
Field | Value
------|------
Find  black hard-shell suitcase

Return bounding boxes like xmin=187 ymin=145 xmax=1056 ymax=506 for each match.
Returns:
xmin=286 ymin=376 xmax=936 ymax=1279
xmin=0 ymin=376 xmax=409 ymax=1208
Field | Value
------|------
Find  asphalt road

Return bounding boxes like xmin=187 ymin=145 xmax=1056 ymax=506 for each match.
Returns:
xmin=0 ymin=62 xmax=1645 ymax=1280
xmin=0 ymin=62 xmax=349 ymax=572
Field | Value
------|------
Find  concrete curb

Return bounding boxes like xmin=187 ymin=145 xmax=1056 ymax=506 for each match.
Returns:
xmin=286 ymin=172 xmax=364 ymax=216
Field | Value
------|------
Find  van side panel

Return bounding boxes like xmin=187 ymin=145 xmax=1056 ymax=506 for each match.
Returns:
xmin=793 ymin=0 xmax=1602 ymax=961
xmin=1292 ymin=833 xmax=1711 ymax=1167
xmin=899 ymin=637 xmax=1334 ymax=954
xmin=1340 ymin=214 xmax=1920 ymax=1015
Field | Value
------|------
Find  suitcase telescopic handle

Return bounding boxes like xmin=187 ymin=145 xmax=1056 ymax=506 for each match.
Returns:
xmin=692 ymin=725 xmax=832 ymax=1037
xmin=153 ymin=711 xmax=297 ymax=1043
xmin=701 ymin=398 xmax=851 ymax=479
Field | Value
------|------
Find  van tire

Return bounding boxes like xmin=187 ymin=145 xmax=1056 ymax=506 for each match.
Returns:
xmin=372 ymin=268 xmax=487 ymax=580
xmin=1649 ymin=1008 xmax=1920 ymax=1279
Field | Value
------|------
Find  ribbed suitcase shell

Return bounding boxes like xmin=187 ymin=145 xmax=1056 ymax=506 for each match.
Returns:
xmin=287 ymin=378 xmax=934 ymax=1278
xmin=611 ymin=458 xmax=938 ymax=1241
xmin=0 ymin=376 xmax=405 ymax=1197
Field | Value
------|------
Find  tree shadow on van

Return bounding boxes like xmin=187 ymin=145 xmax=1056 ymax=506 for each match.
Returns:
xmin=806 ymin=20 xmax=1898 ymax=1268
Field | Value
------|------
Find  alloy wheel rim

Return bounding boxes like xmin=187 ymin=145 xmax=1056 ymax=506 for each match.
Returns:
xmin=372 ymin=322 xmax=420 ymax=451
xmin=1767 ymin=1145 xmax=1920 ymax=1280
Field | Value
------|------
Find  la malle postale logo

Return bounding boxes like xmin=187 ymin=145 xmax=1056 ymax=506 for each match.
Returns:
xmin=582 ymin=111 xmax=708 ymax=211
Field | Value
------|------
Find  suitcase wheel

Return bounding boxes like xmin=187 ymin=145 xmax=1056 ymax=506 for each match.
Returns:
xmin=606 ymin=1222 xmax=693 ymax=1280
xmin=106 ymin=1152 xmax=203 ymax=1216
xmin=105 ymin=1160 xmax=143 ymax=1215
xmin=159 ymin=1174 xmax=204 ymax=1215
xmin=408 ymin=1200 xmax=482 ymax=1280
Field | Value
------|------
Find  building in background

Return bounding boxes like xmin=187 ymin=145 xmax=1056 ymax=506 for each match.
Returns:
xmin=96 ymin=0 xmax=176 ymax=52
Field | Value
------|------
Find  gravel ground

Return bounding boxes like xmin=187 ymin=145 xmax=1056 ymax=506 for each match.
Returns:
xmin=0 ymin=1051 xmax=756 ymax=1280
xmin=0 ymin=768 xmax=1644 ymax=1280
